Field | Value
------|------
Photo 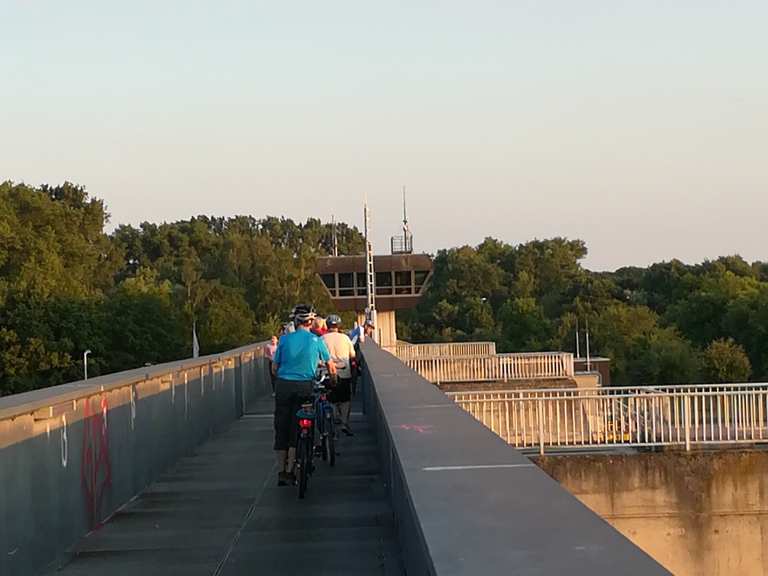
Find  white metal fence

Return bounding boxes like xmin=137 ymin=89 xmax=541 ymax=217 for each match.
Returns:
xmin=449 ymin=384 xmax=768 ymax=454
xmin=407 ymin=352 xmax=575 ymax=383
xmin=394 ymin=341 xmax=497 ymax=360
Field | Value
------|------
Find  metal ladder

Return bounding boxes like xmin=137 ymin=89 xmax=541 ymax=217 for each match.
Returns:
xmin=364 ymin=202 xmax=377 ymax=332
xmin=365 ymin=240 xmax=375 ymax=312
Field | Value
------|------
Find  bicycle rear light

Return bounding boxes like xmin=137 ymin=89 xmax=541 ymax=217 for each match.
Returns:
xmin=299 ymin=418 xmax=313 ymax=429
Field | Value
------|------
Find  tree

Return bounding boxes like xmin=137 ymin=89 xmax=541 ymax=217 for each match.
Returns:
xmin=0 ymin=182 xmax=115 ymax=393
xmin=665 ymin=267 xmax=759 ymax=347
xmin=498 ymin=297 xmax=552 ymax=352
xmin=101 ymin=270 xmax=187 ymax=371
xmin=197 ymin=285 xmax=255 ymax=354
xmin=0 ymin=181 xmax=113 ymax=300
xmin=634 ymin=260 xmax=694 ymax=314
xmin=511 ymin=238 xmax=588 ymax=317
xmin=702 ymin=339 xmax=752 ymax=383
xmin=587 ymin=304 xmax=659 ymax=385
xmin=5 ymin=180 xmax=768 ymax=394
xmin=722 ymin=287 xmax=768 ymax=380
xmin=626 ymin=328 xmax=701 ymax=385
xmin=408 ymin=245 xmax=506 ymax=342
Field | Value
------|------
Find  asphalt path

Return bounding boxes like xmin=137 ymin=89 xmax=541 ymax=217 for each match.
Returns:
xmin=46 ymin=397 xmax=403 ymax=576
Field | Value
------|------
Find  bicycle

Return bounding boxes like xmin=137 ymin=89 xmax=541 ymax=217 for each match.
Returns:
xmin=313 ymin=372 xmax=336 ymax=467
xmin=294 ymin=369 xmax=336 ymax=499
xmin=295 ymin=402 xmax=315 ymax=499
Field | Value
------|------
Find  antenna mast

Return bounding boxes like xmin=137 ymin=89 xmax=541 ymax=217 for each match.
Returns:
xmin=575 ymin=318 xmax=580 ymax=358
xmin=391 ymin=185 xmax=413 ymax=254
xmin=331 ymin=214 xmax=338 ymax=257
xmin=402 ymin=185 xmax=409 ymax=236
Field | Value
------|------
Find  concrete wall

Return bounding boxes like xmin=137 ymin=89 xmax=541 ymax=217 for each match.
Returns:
xmin=574 ymin=358 xmax=611 ymax=387
xmin=573 ymin=372 xmax=601 ymax=389
xmin=438 ymin=377 xmax=577 ymax=392
xmin=0 ymin=343 xmax=270 ymax=576
xmin=361 ymin=342 xmax=670 ymax=575
xmin=537 ymin=451 xmax=768 ymax=576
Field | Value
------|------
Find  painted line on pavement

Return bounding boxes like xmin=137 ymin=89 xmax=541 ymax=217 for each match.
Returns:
xmin=212 ymin=461 xmax=276 ymax=576
xmin=244 ymin=412 xmax=365 ymax=419
xmin=422 ymin=463 xmax=537 ymax=472
xmin=412 ymin=404 xmax=454 ymax=409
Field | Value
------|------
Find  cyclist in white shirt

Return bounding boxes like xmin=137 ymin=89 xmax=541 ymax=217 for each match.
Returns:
xmin=347 ymin=321 xmax=364 ymax=346
xmin=322 ymin=315 xmax=356 ymax=436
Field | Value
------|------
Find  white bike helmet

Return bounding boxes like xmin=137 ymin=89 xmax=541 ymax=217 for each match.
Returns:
xmin=291 ymin=304 xmax=317 ymax=324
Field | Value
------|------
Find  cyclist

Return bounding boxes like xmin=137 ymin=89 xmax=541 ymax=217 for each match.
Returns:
xmin=272 ymin=304 xmax=336 ymax=486
xmin=311 ymin=316 xmax=328 ymax=337
xmin=349 ymin=318 xmax=374 ymax=397
xmin=264 ymin=335 xmax=278 ymax=397
xmin=363 ymin=318 xmax=376 ymax=340
xmin=348 ymin=321 xmax=364 ymax=346
xmin=322 ymin=315 xmax=356 ymax=436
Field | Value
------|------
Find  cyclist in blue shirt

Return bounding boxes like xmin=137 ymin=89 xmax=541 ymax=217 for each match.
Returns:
xmin=272 ymin=304 xmax=336 ymax=486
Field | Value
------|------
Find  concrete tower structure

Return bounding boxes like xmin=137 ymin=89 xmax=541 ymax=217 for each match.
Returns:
xmin=316 ymin=191 xmax=432 ymax=348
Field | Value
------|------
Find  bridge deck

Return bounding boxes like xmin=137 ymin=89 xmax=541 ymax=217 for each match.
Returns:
xmin=47 ymin=398 xmax=403 ymax=576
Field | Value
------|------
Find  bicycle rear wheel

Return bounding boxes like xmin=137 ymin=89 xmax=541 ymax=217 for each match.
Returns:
xmin=321 ymin=434 xmax=329 ymax=462
xmin=297 ymin=435 xmax=310 ymax=499
xmin=329 ymin=426 xmax=336 ymax=467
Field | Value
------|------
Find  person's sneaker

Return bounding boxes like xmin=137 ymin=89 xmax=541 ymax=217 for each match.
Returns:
xmin=286 ymin=471 xmax=297 ymax=485
xmin=342 ymin=427 xmax=354 ymax=437
xmin=277 ymin=471 xmax=290 ymax=486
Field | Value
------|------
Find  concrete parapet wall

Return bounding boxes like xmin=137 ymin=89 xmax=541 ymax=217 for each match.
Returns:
xmin=0 ymin=342 xmax=270 ymax=576
xmin=361 ymin=342 xmax=670 ymax=575
xmin=538 ymin=451 xmax=768 ymax=576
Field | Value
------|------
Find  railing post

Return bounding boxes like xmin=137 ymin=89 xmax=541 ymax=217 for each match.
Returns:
xmin=538 ymin=399 xmax=545 ymax=456
xmin=684 ymin=395 xmax=691 ymax=451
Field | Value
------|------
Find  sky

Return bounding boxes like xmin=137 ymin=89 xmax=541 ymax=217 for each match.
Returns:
xmin=1 ymin=0 xmax=766 ymax=271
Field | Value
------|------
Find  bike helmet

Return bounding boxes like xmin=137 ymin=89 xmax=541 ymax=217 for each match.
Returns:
xmin=291 ymin=304 xmax=317 ymax=324
xmin=326 ymin=314 xmax=342 ymax=327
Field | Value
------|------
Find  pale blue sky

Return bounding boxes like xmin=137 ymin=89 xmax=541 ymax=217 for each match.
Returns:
xmin=2 ymin=1 xmax=766 ymax=270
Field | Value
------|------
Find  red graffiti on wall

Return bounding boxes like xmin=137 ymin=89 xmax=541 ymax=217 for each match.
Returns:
xmin=81 ymin=395 xmax=112 ymax=529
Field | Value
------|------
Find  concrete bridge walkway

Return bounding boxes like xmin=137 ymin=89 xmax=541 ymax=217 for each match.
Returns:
xmin=46 ymin=398 xmax=403 ymax=576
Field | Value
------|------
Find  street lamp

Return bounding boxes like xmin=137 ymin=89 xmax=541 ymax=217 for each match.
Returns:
xmin=84 ymin=350 xmax=92 ymax=380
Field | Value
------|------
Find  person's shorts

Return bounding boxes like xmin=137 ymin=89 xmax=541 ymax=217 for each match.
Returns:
xmin=329 ymin=377 xmax=352 ymax=404
xmin=273 ymin=378 xmax=313 ymax=450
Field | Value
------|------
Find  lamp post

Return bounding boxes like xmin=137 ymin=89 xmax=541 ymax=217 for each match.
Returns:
xmin=84 ymin=349 xmax=92 ymax=381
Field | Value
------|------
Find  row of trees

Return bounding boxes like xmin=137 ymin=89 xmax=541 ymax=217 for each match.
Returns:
xmin=2 ymin=181 xmax=765 ymax=393
xmin=0 ymin=181 xmax=364 ymax=394
xmin=397 ymin=238 xmax=767 ymax=385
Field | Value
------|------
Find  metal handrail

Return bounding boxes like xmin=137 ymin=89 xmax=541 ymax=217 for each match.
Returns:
xmin=406 ymin=352 xmax=575 ymax=382
xmin=394 ymin=341 xmax=497 ymax=360
xmin=451 ymin=385 xmax=768 ymax=454
xmin=448 ymin=383 xmax=768 ymax=399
